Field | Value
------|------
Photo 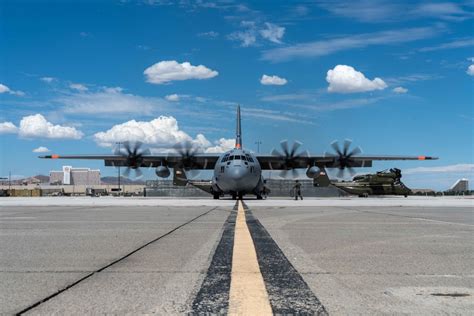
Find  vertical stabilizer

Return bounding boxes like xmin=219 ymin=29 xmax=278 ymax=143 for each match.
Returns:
xmin=235 ymin=105 xmax=242 ymax=149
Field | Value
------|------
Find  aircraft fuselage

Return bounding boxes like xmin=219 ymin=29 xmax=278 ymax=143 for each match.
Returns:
xmin=211 ymin=148 xmax=264 ymax=198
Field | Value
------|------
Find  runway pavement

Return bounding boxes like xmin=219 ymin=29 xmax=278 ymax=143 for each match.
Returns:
xmin=0 ymin=197 xmax=472 ymax=315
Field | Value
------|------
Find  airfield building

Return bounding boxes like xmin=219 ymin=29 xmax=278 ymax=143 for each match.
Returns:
xmin=448 ymin=178 xmax=469 ymax=193
xmin=50 ymin=166 xmax=101 ymax=185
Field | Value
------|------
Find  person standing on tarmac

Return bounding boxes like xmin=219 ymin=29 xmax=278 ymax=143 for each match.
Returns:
xmin=293 ymin=180 xmax=303 ymax=200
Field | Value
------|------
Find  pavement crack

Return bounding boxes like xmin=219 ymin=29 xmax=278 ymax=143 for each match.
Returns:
xmin=14 ymin=206 xmax=218 ymax=316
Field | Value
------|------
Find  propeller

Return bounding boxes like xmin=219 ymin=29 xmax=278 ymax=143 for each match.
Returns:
xmin=325 ymin=139 xmax=362 ymax=178
xmin=174 ymin=141 xmax=204 ymax=178
xmin=271 ymin=140 xmax=308 ymax=178
xmin=114 ymin=141 xmax=151 ymax=179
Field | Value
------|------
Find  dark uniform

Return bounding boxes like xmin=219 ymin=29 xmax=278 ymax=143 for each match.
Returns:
xmin=293 ymin=180 xmax=303 ymax=200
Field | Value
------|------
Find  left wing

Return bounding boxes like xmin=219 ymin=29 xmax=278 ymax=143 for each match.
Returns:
xmin=256 ymin=154 xmax=437 ymax=170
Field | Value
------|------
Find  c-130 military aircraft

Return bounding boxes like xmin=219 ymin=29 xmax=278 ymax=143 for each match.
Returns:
xmin=40 ymin=106 xmax=437 ymax=199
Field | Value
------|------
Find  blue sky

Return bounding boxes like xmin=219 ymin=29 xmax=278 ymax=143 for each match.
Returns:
xmin=0 ymin=0 xmax=473 ymax=190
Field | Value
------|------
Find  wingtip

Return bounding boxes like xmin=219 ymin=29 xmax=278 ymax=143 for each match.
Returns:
xmin=38 ymin=154 xmax=59 ymax=159
xmin=418 ymin=156 xmax=439 ymax=160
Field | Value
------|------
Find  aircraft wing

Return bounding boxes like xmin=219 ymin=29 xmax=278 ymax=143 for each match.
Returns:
xmin=256 ymin=154 xmax=438 ymax=170
xmin=39 ymin=153 xmax=220 ymax=169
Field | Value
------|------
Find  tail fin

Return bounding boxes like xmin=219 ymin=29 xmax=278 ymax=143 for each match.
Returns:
xmin=235 ymin=105 xmax=242 ymax=149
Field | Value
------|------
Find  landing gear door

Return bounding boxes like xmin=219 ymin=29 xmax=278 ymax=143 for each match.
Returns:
xmin=313 ymin=167 xmax=330 ymax=187
xmin=173 ymin=167 xmax=188 ymax=186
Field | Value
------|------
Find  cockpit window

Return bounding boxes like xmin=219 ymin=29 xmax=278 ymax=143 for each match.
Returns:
xmin=227 ymin=155 xmax=251 ymax=161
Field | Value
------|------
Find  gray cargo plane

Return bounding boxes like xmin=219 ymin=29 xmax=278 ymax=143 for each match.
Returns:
xmin=40 ymin=106 xmax=437 ymax=199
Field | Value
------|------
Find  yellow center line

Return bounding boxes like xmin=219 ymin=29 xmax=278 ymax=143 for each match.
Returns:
xmin=228 ymin=200 xmax=273 ymax=315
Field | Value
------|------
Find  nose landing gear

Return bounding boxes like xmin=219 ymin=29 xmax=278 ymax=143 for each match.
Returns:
xmin=232 ymin=193 xmax=244 ymax=200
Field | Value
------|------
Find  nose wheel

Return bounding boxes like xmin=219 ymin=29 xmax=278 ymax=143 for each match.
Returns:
xmin=231 ymin=193 xmax=244 ymax=200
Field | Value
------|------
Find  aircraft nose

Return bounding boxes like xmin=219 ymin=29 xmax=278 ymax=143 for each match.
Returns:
xmin=228 ymin=166 xmax=246 ymax=182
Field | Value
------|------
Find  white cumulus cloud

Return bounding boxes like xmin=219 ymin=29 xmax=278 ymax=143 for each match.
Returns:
xmin=69 ymin=83 xmax=88 ymax=91
xmin=326 ymin=65 xmax=387 ymax=93
xmin=259 ymin=23 xmax=285 ymax=44
xmin=32 ymin=146 xmax=50 ymax=153
xmin=144 ymin=60 xmax=218 ymax=84
xmin=165 ymin=94 xmax=180 ymax=101
xmin=0 ymin=83 xmax=11 ymax=94
xmin=393 ymin=86 xmax=408 ymax=94
xmin=467 ymin=65 xmax=474 ymax=76
xmin=18 ymin=114 xmax=83 ymax=139
xmin=205 ymin=138 xmax=235 ymax=153
xmin=0 ymin=122 xmax=18 ymax=134
xmin=260 ymin=74 xmax=288 ymax=86
xmin=94 ymin=116 xmax=209 ymax=148
xmin=0 ymin=83 xmax=24 ymax=96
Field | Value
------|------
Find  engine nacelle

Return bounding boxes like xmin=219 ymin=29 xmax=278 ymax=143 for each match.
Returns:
xmin=155 ymin=166 xmax=170 ymax=178
xmin=306 ymin=166 xmax=321 ymax=178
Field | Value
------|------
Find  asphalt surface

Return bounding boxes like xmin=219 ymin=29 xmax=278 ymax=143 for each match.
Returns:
xmin=0 ymin=197 xmax=472 ymax=315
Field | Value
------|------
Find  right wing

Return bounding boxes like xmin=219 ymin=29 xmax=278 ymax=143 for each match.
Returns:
xmin=39 ymin=153 xmax=220 ymax=170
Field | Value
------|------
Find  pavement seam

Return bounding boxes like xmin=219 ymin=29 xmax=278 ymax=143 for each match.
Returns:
xmin=14 ymin=207 xmax=218 ymax=316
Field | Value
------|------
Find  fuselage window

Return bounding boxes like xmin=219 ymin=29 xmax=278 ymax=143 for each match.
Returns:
xmin=220 ymin=166 xmax=225 ymax=173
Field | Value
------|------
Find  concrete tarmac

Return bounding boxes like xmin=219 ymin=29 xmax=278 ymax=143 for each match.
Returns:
xmin=0 ymin=197 xmax=472 ymax=315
